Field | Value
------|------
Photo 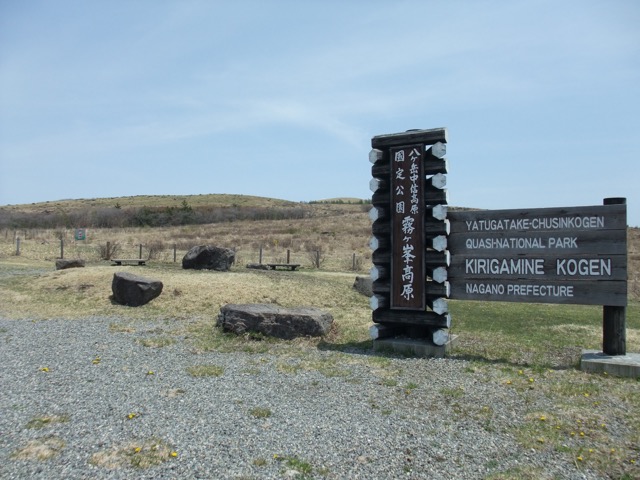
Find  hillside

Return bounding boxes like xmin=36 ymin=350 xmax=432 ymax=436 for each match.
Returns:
xmin=0 ymin=194 xmax=637 ymax=301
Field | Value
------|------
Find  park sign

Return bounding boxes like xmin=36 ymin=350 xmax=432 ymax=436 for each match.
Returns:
xmin=447 ymin=203 xmax=627 ymax=306
xmin=75 ymin=228 xmax=87 ymax=241
xmin=369 ymin=128 xmax=451 ymax=349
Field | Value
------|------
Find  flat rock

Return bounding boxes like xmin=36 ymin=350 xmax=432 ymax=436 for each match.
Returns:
xmin=55 ymin=259 xmax=85 ymax=270
xmin=246 ymin=263 xmax=269 ymax=270
xmin=217 ymin=303 xmax=333 ymax=339
xmin=111 ymin=271 xmax=163 ymax=307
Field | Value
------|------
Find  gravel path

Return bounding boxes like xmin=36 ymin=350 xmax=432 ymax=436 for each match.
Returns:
xmin=0 ymin=316 xmax=605 ymax=479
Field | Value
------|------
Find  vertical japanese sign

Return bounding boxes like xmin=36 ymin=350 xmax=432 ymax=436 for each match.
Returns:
xmin=75 ymin=228 xmax=86 ymax=241
xmin=391 ymin=144 xmax=426 ymax=309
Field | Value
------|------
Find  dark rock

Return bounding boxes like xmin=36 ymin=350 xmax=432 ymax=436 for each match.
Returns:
xmin=111 ymin=272 xmax=163 ymax=307
xmin=182 ymin=245 xmax=235 ymax=271
xmin=55 ymin=259 xmax=85 ymax=270
xmin=217 ymin=303 xmax=333 ymax=339
xmin=353 ymin=276 xmax=373 ymax=297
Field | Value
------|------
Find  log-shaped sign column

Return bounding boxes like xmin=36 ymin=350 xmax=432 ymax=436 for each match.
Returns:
xmin=369 ymin=128 xmax=450 ymax=344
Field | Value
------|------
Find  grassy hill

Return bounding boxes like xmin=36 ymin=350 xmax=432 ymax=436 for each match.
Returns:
xmin=1 ymin=193 xmax=638 ymax=301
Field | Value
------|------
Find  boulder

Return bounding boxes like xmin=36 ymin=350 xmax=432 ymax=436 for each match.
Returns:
xmin=111 ymin=272 xmax=163 ymax=307
xmin=217 ymin=303 xmax=333 ymax=339
xmin=182 ymin=245 xmax=235 ymax=271
xmin=55 ymin=259 xmax=85 ymax=270
xmin=353 ymin=276 xmax=373 ymax=297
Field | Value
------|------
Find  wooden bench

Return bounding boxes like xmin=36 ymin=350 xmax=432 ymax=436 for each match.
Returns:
xmin=111 ymin=259 xmax=147 ymax=266
xmin=266 ymin=263 xmax=301 ymax=271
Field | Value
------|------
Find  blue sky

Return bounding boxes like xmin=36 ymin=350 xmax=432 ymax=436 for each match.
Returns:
xmin=1 ymin=1 xmax=639 ymax=225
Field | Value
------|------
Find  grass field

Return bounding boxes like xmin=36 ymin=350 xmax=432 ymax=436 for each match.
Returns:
xmin=1 ymin=195 xmax=639 ymax=478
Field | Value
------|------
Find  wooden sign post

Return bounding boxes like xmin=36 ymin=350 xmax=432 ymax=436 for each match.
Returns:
xmin=447 ymin=199 xmax=628 ymax=355
xmin=368 ymin=128 xmax=629 ymax=362
xmin=369 ymin=128 xmax=451 ymax=352
xmin=602 ymin=197 xmax=627 ymax=355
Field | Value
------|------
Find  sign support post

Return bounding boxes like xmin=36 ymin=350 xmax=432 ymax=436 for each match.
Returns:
xmin=602 ymin=197 xmax=626 ymax=355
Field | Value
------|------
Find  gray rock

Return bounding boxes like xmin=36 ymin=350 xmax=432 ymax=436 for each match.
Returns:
xmin=217 ymin=303 xmax=333 ymax=339
xmin=246 ymin=263 xmax=269 ymax=270
xmin=111 ymin=271 xmax=163 ymax=307
xmin=353 ymin=276 xmax=373 ymax=297
xmin=182 ymin=245 xmax=235 ymax=271
xmin=55 ymin=259 xmax=85 ymax=270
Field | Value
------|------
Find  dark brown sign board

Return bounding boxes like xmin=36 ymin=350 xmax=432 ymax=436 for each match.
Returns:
xmin=390 ymin=144 xmax=426 ymax=309
xmin=447 ymin=204 xmax=627 ymax=306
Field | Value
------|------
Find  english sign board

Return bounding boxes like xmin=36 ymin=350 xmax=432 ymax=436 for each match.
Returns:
xmin=447 ymin=204 xmax=627 ymax=306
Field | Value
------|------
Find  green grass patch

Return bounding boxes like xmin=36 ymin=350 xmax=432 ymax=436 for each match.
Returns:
xmin=449 ymin=300 xmax=640 ymax=368
xmin=137 ymin=336 xmax=175 ymax=348
xmin=186 ymin=364 xmax=225 ymax=377
xmin=26 ymin=414 xmax=70 ymax=429
xmin=249 ymin=407 xmax=272 ymax=418
xmin=274 ymin=454 xmax=323 ymax=478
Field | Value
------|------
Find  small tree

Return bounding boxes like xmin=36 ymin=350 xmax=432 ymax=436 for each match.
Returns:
xmin=98 ymin=241 xmax=121 ymax=260
xmin=305 ymin=244 xmax=325 ymax=269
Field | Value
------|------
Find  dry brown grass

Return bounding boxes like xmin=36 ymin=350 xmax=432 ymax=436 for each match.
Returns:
xmin=0 ymin=202 xmax=372 ymax=272
xmin=0 ymin=262 xmax=373 ymax=351
xmin=0 ymin=193 xmax=297 ymax=212
xmin=11 ymin=436 xmax=65 ymax=461
xmin=89 ymin=438 xmax=175 ymax=470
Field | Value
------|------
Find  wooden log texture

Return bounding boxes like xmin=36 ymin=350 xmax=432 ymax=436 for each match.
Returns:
xmin=428 ymin=205 xmax=447 ymax=221
xmin=369 ymin=323 xmax=398 ymax=340
xmin=373 ymin=309 xmax=451 ymax=328
xmin=428 ymin=266 xmax=448 ymax=283
xmin=431 ymin=235 xmax=448 ymax=252
xmin=374 ymin=190 xmax=448 ymax=206
xmin=372 ymin=158 xmax=448 ymax=178
xmin=603 ymin=305 xmax=626 ymax=355
xmin=370 ymin=294 xmax=389 ymax=311
xmin=432 ymin=328 xmax=449 ymax=346
xmin=369 ymin=206 xmax=386 ymax=222
xmin=373 ymin=279 xmax=450 ymax=298
xmin=369 ymin=148 xmax=384 ymax=164
xmin=428 ymin=297 xmax=449 ymax=315
xmin=429 ymin=173 xmax=447 ymax=189
xmin=448 ymin=204 xmax=627 ymax=233
xmin=372 ymin=250 xmax=450 ymax=267
xmin=371 ymin=218 xmax=450 ymax=237
xmin=371 ymin=128 xmax=448 ymax=148
xmin=426 ymin=142 xmax=447 ymax=159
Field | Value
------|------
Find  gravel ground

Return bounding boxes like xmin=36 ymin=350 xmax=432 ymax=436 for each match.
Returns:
xmin=0 ymin=316 xmax=606 ymax=480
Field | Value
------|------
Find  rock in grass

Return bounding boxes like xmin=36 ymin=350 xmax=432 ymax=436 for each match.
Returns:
xmin=111 ymin=272 xmax=163 ymax=307
xmin=217 ymin=304 xmax=333 ymax=339
xmin=353 ymin=276 xmax=373 ymax=297
xmin=55 ymin=259 xmax=85 ymax=270
xmin=182 ymin=245 xmax=235 ymax=271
